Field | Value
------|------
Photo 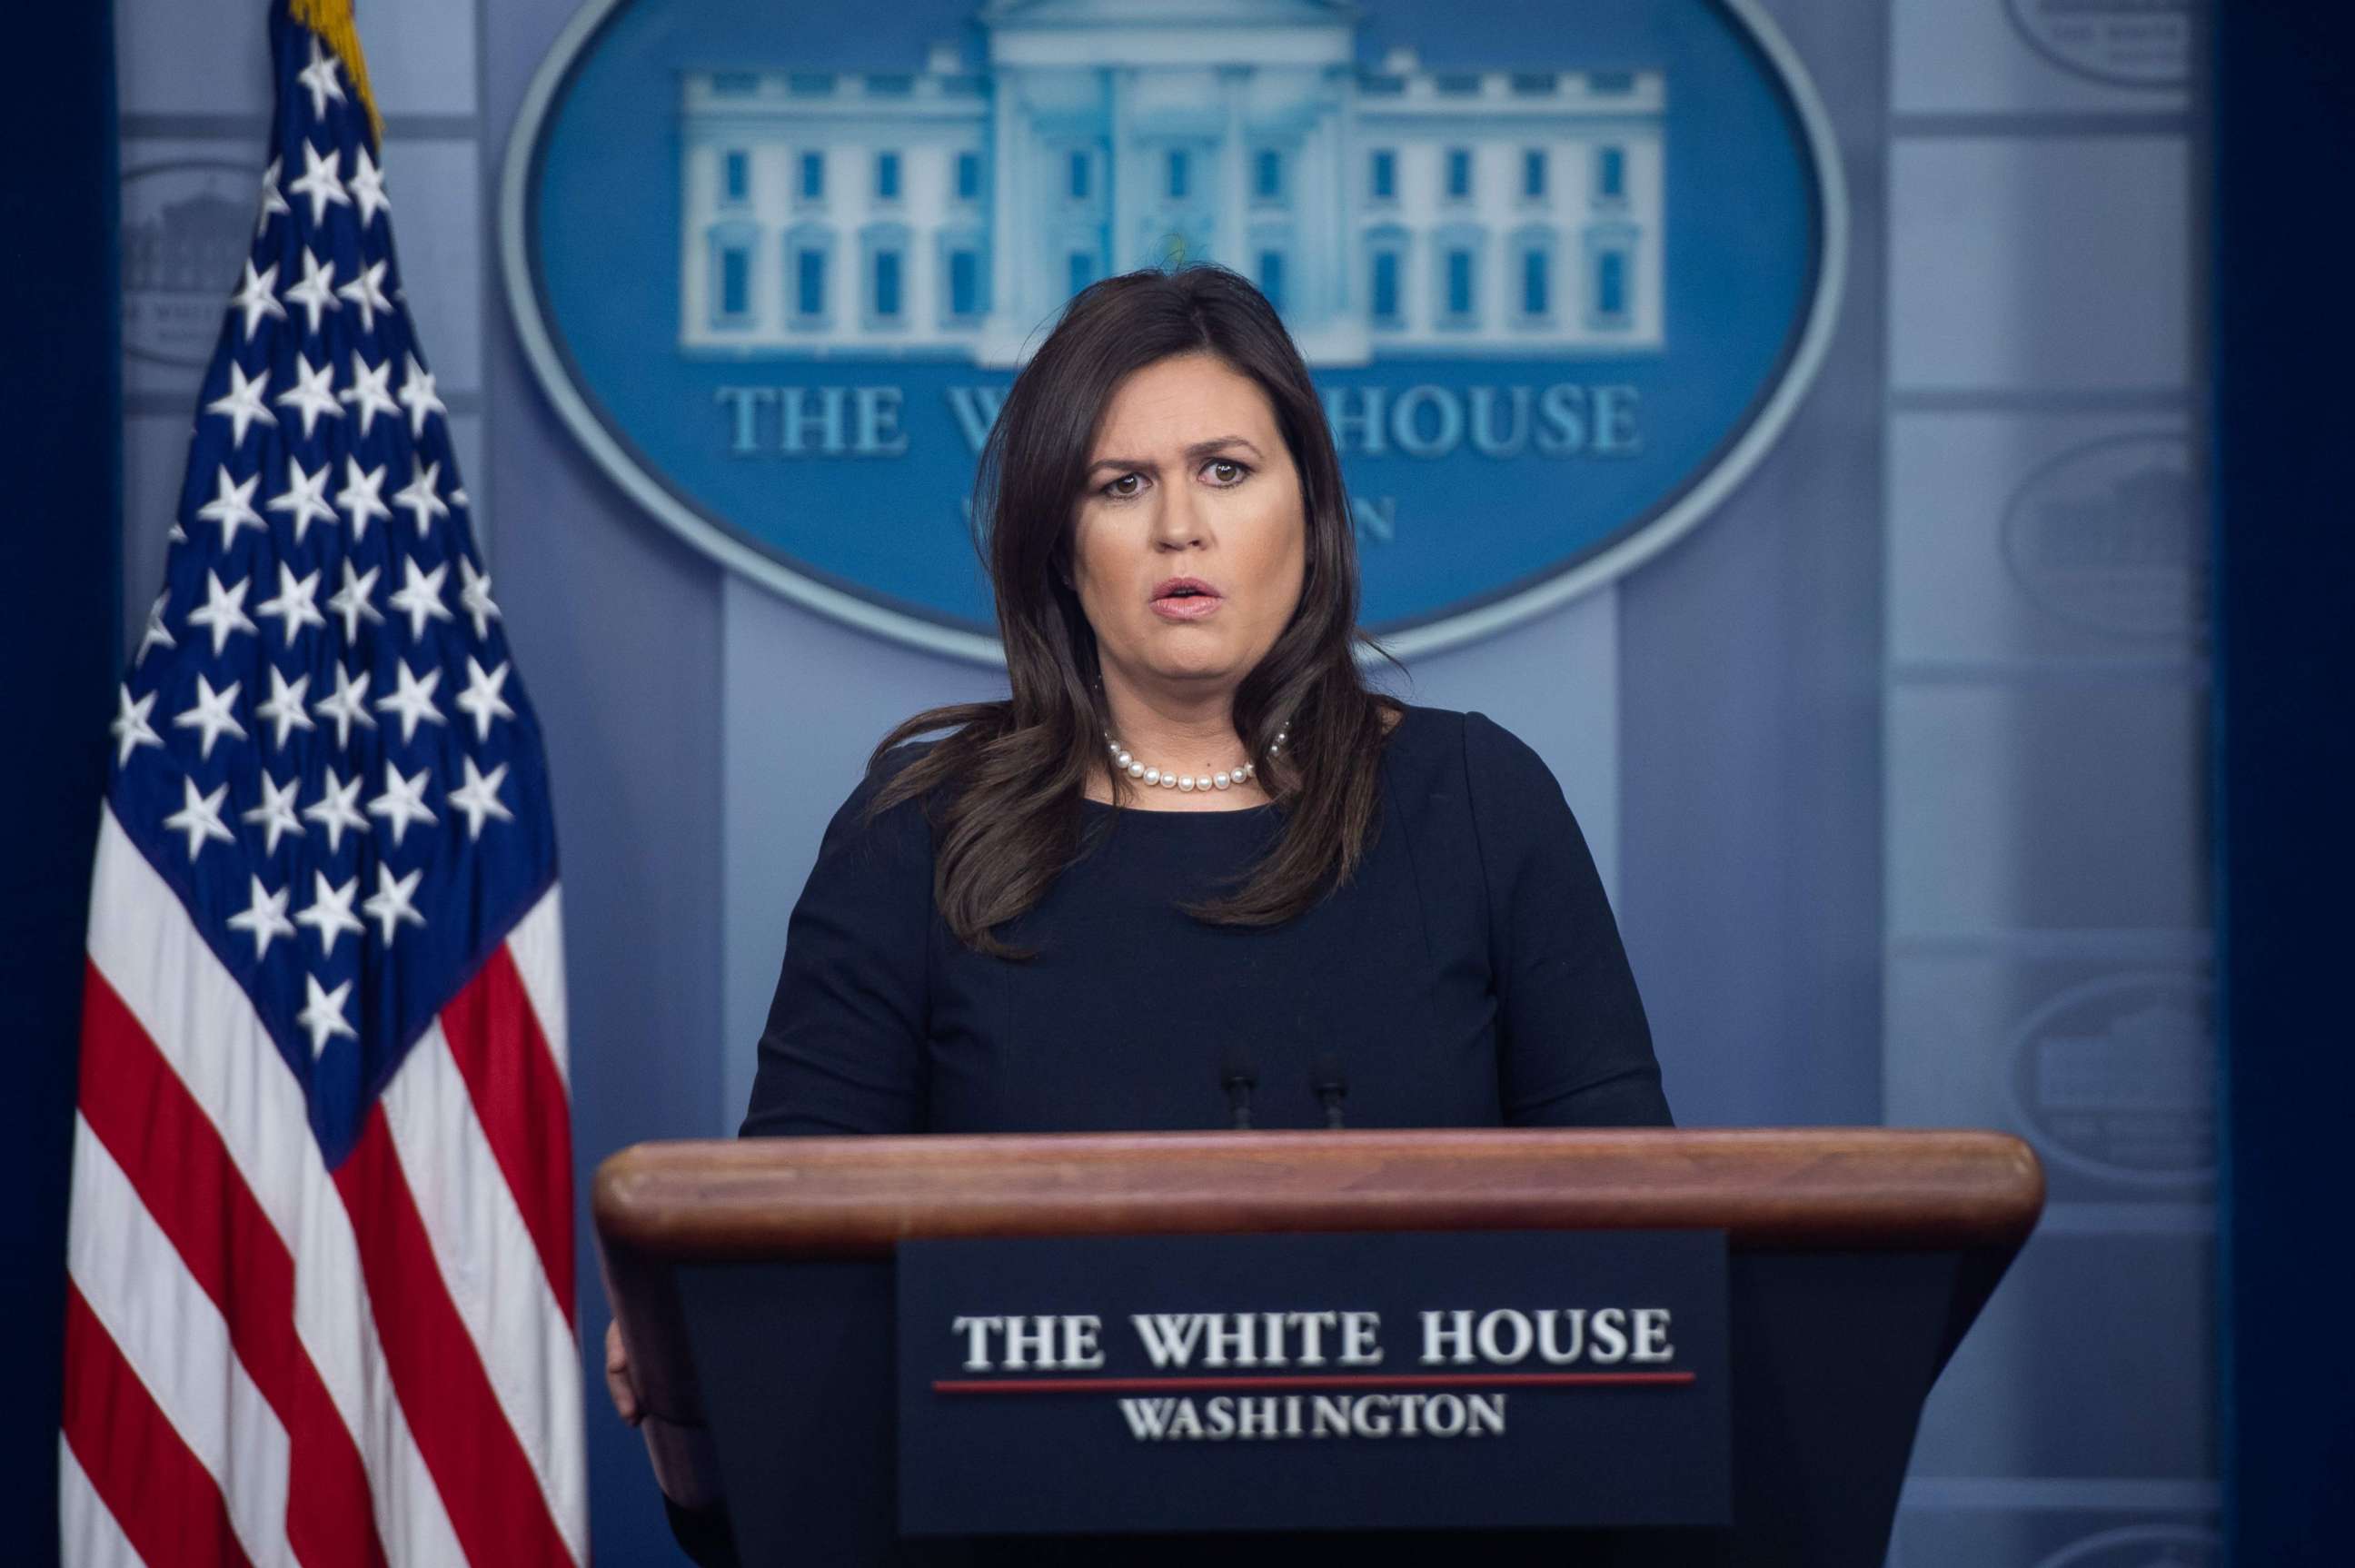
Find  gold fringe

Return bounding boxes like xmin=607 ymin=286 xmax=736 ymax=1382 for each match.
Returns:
xmin=290 ymin=0 xmax=384 ymax=146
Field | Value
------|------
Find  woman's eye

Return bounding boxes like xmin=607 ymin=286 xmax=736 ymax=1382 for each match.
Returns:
xmin=1099 ymin=460 xmax=1248 ymax=500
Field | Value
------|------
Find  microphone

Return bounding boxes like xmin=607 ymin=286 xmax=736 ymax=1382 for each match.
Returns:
xmin=1219 ymin=1050 xmax=1257 ymax=1130
xmin=1312 ymin=1054 xmax=1348 ymax=1129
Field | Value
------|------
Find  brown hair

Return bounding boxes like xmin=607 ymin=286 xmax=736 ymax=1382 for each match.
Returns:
xmin=866 ymin=263 xmax=1405 ymax=958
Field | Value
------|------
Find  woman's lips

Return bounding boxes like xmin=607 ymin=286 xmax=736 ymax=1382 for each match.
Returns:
xmin=1150 ymin=593 xmax=1224 ymax=621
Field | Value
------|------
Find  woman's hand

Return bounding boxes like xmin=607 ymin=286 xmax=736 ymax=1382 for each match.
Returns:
xmin=605 ymin=1318 xmax=644 ymax=1426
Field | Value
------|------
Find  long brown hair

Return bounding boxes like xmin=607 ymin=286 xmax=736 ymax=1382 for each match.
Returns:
xmin=866 ymin=263 xmax=1405 ymax=958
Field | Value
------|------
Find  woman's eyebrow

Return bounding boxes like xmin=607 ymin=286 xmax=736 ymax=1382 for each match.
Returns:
xmin=1086 ymin=436 xmax=1263 ymax=475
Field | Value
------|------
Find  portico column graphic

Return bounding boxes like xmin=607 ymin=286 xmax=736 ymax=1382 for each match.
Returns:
xmin=1111 ymin=66 xmax=1133 ymax=273
xmin=1219 ymin=64 xmax=1248 ymax=268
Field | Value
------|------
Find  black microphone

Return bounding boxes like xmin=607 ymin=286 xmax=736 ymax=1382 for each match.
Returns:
xmin=1219 ymin=1050 xmax=1257 ymax=1130
xmin=1312 ymin=1054 xmax=1347 ymax=1129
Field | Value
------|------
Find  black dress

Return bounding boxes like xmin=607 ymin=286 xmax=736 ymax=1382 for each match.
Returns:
xmin=740 ymin=702 xmax=1671 ymax=1136
xmin=668 ymin=703 xmax=1672 ymax=1563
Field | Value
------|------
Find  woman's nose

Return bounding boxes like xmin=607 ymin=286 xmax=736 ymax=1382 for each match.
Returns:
xmin=1152 ymin=481 xmax=1204 ymax=546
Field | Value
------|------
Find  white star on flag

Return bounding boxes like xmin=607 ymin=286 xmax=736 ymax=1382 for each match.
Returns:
xmin=196 ymin=467 xmax=266 ymax=548
xmin=397 ymin=352 xmax=445 ymax=437
xmin=289 ymin=138 xmax=350 ymax=226
xmin=294 ymin=870 xmax=364 ymax=958
xmin=367 ymin=760 xmax=437 ymax=848
xmin=206 ymin=362 xmax=277 ymax=447
xmin=301 ymin=766 xmax=369 ymax=853
xmin=296 ymin=35 xmax=346 ymax=122
xmin=455 ymin=658 xmax=515 ymax=740
xmin=226 ymin=875 xmax=297 ymax=960
xmin=295 ymin=973 xmax=356 ymax=1058
xmin=328 ymin=559 xmax=384 ymax=640
xmin=186 ymin=571 xmax=258 ymax=656
xmin=161 ymin=776 xmax=235 ymax=860
xmin=459 ymin=557 xmax=502 ymax=640
xmin=268 ymin=457 xmax=339 ymax=543
xmin=255 ymin=154 xmax=290 ymax=235
xmin=333 ymin=457 xmax=391 ymax=540
xmin=392 ymin=460 xmax=451 ymax=536
xmin=362 ymin=863 xmax=429 ymax=946
xmin=254 ymin=666 xmax=316 ymax=748
xmin=337 ymin=258 xmax=392 ymax=333
xmin=258 ymin=564 xmax=326 ymax=647
xmin=312 ymin=662 xmax=376 ymax=748
xmin=111 ymin=686 xmax=164 ymax=766
xmin=348 ymin=144 xmax=390 ymax=226
xmin=376 ymin=660 xmax=446 ymax=743
xmin=230 ymin=259 xmax=286 ymax=341
xmin=172 ymin=673 xmax=247 ymax=760
xmin=448 ymin=756 xmax=514 ymax=841
xmin=338 ymin=352 xmax=398 ymax=435
xmin=390 ymin=557 xmax=453 ymax=640
xmin=284 ymin=247 xmax=340 ymax=334
xmin=274 ymin=353 xmax=343 ymax=438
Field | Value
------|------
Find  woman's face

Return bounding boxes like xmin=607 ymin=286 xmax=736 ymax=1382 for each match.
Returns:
xmin=1068 ymin=352 xmax=1307 ymax=701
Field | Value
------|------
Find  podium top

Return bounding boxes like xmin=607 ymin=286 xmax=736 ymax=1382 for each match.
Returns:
xmin=594 ymin=1127 xmax=2043 ymax=1260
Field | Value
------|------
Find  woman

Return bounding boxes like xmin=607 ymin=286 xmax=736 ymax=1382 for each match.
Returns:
xmin=611 ymin=262 xmax=1671 ymax=1542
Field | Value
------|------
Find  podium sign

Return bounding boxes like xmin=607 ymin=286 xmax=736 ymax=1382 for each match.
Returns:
xmin=896 ymin=1230 xmax=1730 ymax=1536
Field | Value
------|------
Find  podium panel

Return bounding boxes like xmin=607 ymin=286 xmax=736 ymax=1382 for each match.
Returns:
xmin=598 ymin=1129 xmax=2042 ymax=1565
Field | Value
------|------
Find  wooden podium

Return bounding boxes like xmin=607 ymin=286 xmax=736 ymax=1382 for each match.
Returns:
xmin=597 ymin=1129 xmax=2043 ymax=1565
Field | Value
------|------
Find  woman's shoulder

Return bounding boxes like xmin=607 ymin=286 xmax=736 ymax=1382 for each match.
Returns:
xmin=1381 ymin=702 xmax=1555 ymax=795
xmin=820 ymin=737 xmax=947 ymax=860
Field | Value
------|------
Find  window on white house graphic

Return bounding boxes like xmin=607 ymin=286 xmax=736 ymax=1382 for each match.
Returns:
xmin=1446 ymin=147 xmax=1472 ymax=200
xmin=1255 ymin=149 xmax=1283 ymax=203
xmin=1366 ymin=228 xmax=1406 ymax=327
xmin=941 ymin=233 xmax=986 ymax=322
xmin=722 ymin=149 xmax=750 ymax=205
xmin=1257 ymin=249 xmax=1286 ymax=313
xmin=1512 ymin=227 xmax=1554 ymax=321
xmin=1369 ymin=149 xmax=1396 ymax=202
xmin=956 ymin=151 xmax=981 ymax=201
xmin=788 ymin=226 xmax=831 ymax=322
xmin=1585 ymin=225 xmax=1635 ymax=328
xmin=1434 ymin=225 xmax=1483 ymax=328
xmin=708 ymin=222 xmax=757 ymax=329
xmin=873 ymin=250 xmax=901 ymax=317
xmin=1594 ymin=144 xmax=1626 ymax=205
xmin=800 ymin=151 xmax=824 ymax=201
xmin=1522 ymin=148 xmax=1546 ymax=201
xmin=1069 ymin=249 xmax=1098 ymax=297
xmin=876 ymin=151 xmax=900 ymax=201
xmin=1168 ymin=148 xmax=1189 ymax=200
xmin=1068 ymin=151 xmax=1090 ymax=201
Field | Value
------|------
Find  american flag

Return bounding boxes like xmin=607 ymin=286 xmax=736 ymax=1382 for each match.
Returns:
xmin=64 ymin=3 xmax=585 ymax=1563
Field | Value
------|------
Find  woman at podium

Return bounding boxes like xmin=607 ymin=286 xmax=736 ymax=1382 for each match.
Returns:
xmin=610 ymin=264 xmax=1672 ymax=1498
xmin=739 ymin=263 xmax=1670 ymax=1140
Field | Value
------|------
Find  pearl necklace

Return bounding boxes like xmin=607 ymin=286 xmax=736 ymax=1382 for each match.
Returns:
xmin=1103 ymin=723 xmax=1288 ymax=793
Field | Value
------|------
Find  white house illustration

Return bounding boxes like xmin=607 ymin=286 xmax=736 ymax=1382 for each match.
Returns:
xmin=677 ymin=0 xmax=1664 ymax=366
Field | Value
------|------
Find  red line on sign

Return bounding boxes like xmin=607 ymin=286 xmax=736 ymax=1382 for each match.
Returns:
xmin=933 ymin=1371 xmax=1697 ymax=1394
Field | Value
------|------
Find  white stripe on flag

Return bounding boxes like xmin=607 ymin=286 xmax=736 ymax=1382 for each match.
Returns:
xmin=57 ymin=1442 xmax=144 ymax=1568
xmin=65 ymin=1115 xmax=296 ymax=1568
xmin=380 ymin=1017 xmax=589 ymax=1559
xmin=504 ymin=887 xmax=571 ymax=1085
xmin=84 ymin=806 xmax=468 ymax=1568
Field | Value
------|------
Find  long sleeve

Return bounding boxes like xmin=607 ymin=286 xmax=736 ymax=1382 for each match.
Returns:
xmin=1464 ymin=711 xmax=1673 ymax=1127
xmin=738 ymin=745 xmax=936 ymax=1137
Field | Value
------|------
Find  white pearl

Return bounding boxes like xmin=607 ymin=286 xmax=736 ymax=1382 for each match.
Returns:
xmin=1144 ymin=768 xmax=1160 ymax=785
xmin=1161 ymin=772 xmax=1177 ymax=788
xmin=1214 ymin=771 xmax=1231 ymax=789
xmin=1117 ymin=750 xmax=1131 ymax=768
xmin=1127 ymin=760 xmax=1144 ymax=779
xmin=1178 ymin=776 xmax=1195 ymax=791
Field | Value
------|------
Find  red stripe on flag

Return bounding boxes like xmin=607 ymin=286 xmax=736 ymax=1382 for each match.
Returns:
xmin=62 ymin=1279 xmax=259 ymax=1568
xmin=333 ymin=1103 xmax=577 ymax=1567
xmin=437 ymin=945 xmax=577 ymax=1324
xmin=76 ymin=962 xmax=388 ymax=1568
